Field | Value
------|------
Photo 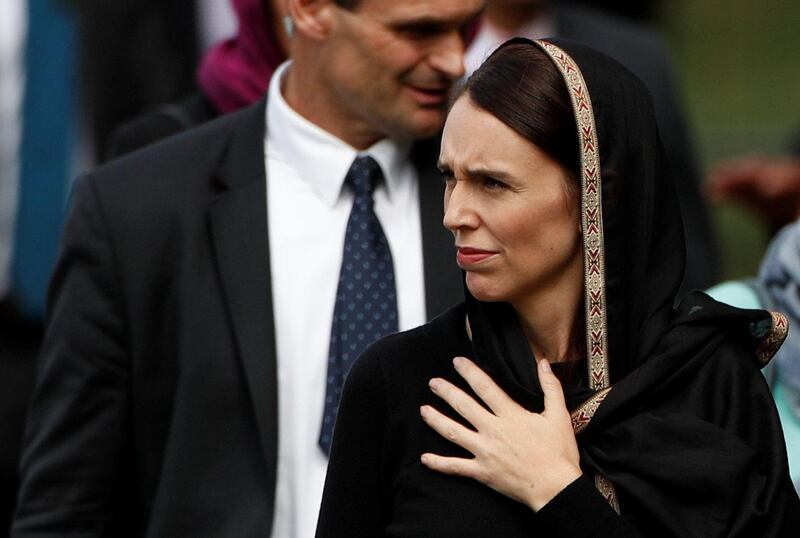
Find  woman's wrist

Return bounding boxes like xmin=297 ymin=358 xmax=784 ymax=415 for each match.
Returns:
xmin=527 ymin=466 xmax=583 ymax=512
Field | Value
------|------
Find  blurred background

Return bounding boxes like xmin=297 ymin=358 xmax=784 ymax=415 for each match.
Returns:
xmin=664 ymin=0 xmax=800 ymax=278
xmin=1 ymin=0 xmax=800 ymax=534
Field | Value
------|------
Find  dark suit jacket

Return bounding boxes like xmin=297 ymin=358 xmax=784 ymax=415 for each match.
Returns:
xmin=105 ymin=93 xmax=217 ymax=162
xmin=555 ymin=2 xmax=719 ymax=293
xmin=12 ymin=99 xmax=461 ymax=537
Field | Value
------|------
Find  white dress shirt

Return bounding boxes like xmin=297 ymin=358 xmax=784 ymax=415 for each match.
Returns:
xmin=265 ymin=61 xmax=427 ymax=538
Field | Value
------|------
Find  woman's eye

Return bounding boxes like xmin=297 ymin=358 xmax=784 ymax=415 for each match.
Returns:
xmin=440 ymin=171 xmax=455 ymax=185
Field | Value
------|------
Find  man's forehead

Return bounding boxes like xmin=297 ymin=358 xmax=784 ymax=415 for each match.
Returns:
xmin=358 ymin=0 xmax=485 ymax=23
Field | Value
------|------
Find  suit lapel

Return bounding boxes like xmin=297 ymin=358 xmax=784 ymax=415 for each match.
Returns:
xmin=207 ymin=99 xmax=278 ymax=526
xmin=414 ymin=138 xmax=462 ymax=319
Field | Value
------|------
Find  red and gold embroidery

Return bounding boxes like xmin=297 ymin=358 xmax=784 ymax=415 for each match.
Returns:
xmin=755 ymin=311 xmax=789 ymax=367
xmin=538 ymin=41 xmax=610 ymax=393
xmin=570 ymin=386 xmax=611 ymax=435
xmin=535 ymin=40 xmax=619 ymax=513
xmin=595 ymin=474 xmax=621 ymax=514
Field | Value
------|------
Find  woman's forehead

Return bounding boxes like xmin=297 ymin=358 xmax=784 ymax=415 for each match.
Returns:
xmin=440 ymin=97 xmax=552 ymax=173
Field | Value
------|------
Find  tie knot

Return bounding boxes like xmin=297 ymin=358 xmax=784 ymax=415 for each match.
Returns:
xmin=346 ymin=155 xmax=383 ymax=198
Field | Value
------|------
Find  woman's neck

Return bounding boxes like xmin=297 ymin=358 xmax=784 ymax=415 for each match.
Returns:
xmin=512 ymin=256 xmax=584 ymax=364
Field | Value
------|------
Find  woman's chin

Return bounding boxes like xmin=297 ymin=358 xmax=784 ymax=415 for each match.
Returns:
xmin=465 ymin=276 xmax=507 ymax=303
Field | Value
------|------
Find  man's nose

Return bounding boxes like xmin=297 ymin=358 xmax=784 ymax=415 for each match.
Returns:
xmin=430 ymin=31 xmax=466 ymax=82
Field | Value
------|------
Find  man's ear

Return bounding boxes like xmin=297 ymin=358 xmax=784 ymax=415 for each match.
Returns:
xmin=287 ymin=0 xmax=336 ymax=41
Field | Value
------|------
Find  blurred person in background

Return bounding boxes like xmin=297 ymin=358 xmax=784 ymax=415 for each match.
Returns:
xmin=708 ymin=130 xmax=800 ymax=233
xmin=464 ymin=0 xmax=719 ymax=294
xmin=67 ymin=0 xmax=200 ymax=160
xmin=11 ymin=0 xmax=482 ymax=536
xmin=0 ymin=3 xmax=30 ymax=534
xmin=707 ymin=218 xmax=800 ymax=493
xmin=106 ymin=0 xmax=290 ymax=160
xmin=1 ymin=0 xmax=77 ymax=533
xmin=706 ymin=132 xmax=800 ymax=480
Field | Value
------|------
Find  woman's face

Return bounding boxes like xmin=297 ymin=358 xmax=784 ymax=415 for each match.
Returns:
xmin=439 ymin=96 xmax=582 ymax=305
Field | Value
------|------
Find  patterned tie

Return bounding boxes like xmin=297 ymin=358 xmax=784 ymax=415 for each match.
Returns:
xmin=319 ymin=155 xmax=399 ymax=454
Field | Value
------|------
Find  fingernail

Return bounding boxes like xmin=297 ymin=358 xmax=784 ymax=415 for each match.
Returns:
xmin=420 ymin=405 xmax=429 ymax=418
xmin=453 ymin=357 xmax=463 ymax=369
xmin=420 ymin=453 xmax=430 ymax=465
xmin=539 ymin=359 xmax=551 ymax=373
xmin=429 ymin=378 xmax=441 ymax=391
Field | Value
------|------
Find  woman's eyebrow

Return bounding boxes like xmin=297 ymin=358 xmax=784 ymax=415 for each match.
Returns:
xmin=463 ymin=165 xmax=514 ymax=181
xmin=437 ymin=160 xmax=513 ymax=180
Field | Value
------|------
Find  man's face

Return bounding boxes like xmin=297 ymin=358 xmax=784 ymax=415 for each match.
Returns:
xmin=321 ymin=0 xmax=485 ymax=146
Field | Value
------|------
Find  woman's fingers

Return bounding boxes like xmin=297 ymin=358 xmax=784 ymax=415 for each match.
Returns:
xmin=420 ymin=452 xmax=482 ymax=480
xmin=537 ymin=358 xmax=568 ymax=417
xmin=428 ymin=376 xmax=492 ymax=430
xmin=420 ymin=404 xmax=481 ymax=453
xmin=452 ymin=357 xmax=515 ymax=416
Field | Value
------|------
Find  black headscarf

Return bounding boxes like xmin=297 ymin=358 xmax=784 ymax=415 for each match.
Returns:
xmin=465 ymin=38 xmax=800 ymax=536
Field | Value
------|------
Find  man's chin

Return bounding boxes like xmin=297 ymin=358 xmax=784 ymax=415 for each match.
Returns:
xmin=400 ymin=109 xmax=447 ymax=140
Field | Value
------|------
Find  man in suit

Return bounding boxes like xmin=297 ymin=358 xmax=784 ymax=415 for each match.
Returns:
xmin=12 ymin=0 xmax=483 ymax=536
xmin=466 ymin=0 xmax=719 ymax=294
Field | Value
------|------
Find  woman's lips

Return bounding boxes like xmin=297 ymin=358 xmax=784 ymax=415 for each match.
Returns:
xmin=456 ymin=247 xmax=497 ymax=267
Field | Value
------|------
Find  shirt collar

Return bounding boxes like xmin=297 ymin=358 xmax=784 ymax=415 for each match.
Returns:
xmin=266 ymin=61 xmax=413 ymax=207
xmin=465 ymin=14 xmax=556 ymax=75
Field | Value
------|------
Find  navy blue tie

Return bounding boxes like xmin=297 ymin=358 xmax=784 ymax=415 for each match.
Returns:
xmin=319 ymin=156 xmax=399 ymax=454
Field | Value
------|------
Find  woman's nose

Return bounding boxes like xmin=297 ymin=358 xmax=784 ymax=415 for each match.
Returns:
xmin=443 ymin=184 xmax=479 ymax=232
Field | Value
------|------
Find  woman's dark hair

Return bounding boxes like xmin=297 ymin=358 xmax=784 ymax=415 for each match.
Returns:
xmin=460 ymin=42 xmax=580 ymax=183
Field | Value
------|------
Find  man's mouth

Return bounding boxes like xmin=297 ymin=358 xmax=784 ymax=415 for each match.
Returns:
xmin=406 ymin=84 xmax=449 ymax=106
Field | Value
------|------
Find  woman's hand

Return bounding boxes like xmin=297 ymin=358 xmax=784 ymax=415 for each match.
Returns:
xmin=420 ymin=356 xmax=582 ymax=512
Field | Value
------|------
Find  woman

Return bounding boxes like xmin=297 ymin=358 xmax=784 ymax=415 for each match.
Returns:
xmin=316 ymin=38 xmax=800 ymax=536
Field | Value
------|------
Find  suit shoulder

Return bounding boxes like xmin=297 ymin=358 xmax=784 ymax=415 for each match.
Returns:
xmin=91 ymin=99 xmax=266 ymax=193
xmin=106 ymin=93 xmax=217 ymax=160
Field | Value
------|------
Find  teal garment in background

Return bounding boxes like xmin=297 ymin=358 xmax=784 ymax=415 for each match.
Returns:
xmin=706 ymin=281 xmax=800 ymax=492
xmin=12 ymin=0 xmax=77 ymax=320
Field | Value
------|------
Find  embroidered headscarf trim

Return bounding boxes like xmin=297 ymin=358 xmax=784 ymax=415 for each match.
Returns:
xmin=533 ymin=39 xmax=618 ymax=512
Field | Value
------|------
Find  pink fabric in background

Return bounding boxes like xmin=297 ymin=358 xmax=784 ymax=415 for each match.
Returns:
xmin=197 ymin=0 xmax=286 ymax=114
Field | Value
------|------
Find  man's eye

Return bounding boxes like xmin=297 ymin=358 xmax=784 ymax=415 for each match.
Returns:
xmin=483 ymin=177 xmax=506 ymax=190
xmin=440 ymin=171 xmax=455 ymax=185
xmin=399 ymin=23 xmax=441 ymax=39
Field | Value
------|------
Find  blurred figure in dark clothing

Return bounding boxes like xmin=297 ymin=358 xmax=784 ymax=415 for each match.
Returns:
xmin=68 ymin=0 xmax=199 ymax=159
xmin=0 ymin=306 xmax=39 ymax=537
xmin=573 ymin=0 xmax=660 ymax=21
xmin=106 ymin=0 xmax=289 ymax=160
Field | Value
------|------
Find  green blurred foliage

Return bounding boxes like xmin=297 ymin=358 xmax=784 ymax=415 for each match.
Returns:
xmin=660 ymin=0 xmax=800 ymax=280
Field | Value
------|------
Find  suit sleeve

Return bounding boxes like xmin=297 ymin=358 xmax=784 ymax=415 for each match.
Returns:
xmin=12 ymin=175 xmax=130 ymax=536
xmin=316 ymin=349 xmax=390 ymax=537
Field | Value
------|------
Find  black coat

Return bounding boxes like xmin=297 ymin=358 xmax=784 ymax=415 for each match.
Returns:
xmin=12 ymin=99 xmax=461 ymax=537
